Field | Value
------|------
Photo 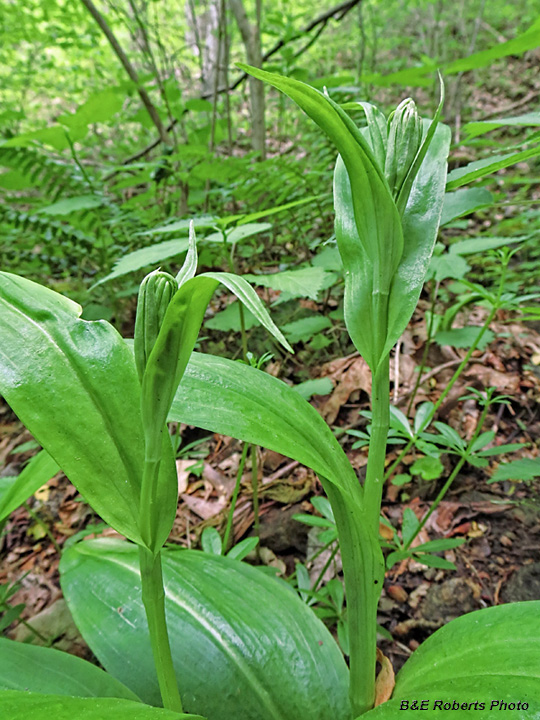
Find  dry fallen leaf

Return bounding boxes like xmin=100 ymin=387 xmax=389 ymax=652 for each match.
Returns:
xmin=374 ymin=648 xmax=395 ymax=706
xmin=321 ymin=356 xmax=371 ymax=424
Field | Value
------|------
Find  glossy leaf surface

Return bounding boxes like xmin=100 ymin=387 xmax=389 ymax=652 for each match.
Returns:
xmin=0 ymin=450 xmax=59 ymax=522
xmin=170 ymin=352 xmax=358 ymax=497
xmin=60 ymin=539 xmax=351 ymax=720
xmin=0 ymin=691 xmax=204 ymax=720
xmin=0 ymin=272 xmax=151 ymax=544
xmin=334 ymin=120 xmax=450 ymax=366
xmin=240 ymin=63 xmax=402 ymax=368
xmin=0 ymin=637 xmax=139 ymax=700
xmin=361 ymin=602 xmax=540 ymax=719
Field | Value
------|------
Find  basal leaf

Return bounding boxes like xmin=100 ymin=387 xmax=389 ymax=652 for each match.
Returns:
xmin=60 ymin=539 xmax=351 ymax=720
xmin=170 ymin=352 xmax=356 ymax=496
xmin=0 ymin=272 xmax=176 ymax=547
xmin=361 ymin=602 xmax=540 ymax=719
xmin=0 ymin=638 xmax=139 ymax=701
xmin=0 ymin=691 xmax=203 ymax=720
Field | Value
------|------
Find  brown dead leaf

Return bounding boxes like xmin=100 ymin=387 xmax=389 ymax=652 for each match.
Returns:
xmin=374 ymin=648 xmax=395 ymax=706
xmin=180 ymin=494 xmax=226 ymax=520
xmin=320 ymin=357 xmax=371 ymax=424
xmin=176 ymin=459 xmax=197 ymax=494
xmin=387 ymin=584 xmax=408 ymax=603
xmin=202 ymin=462 xmax=235 ymax=497
xmin=464 ymin=364 xmax=520 ymax=394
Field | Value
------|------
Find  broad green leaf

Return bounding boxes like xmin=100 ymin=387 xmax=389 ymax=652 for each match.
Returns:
xmin=0 ymin=638 xmax=139 ymax=700
xmin=143 ymin=274 xmax=291 ymax=458
xmin=414 ymin=401 xmax=435 ymax=433
xmin=0 ymin=272 xmax=176 ymax=547
xmin=170 ymin=352 xmax=357 ymax=496
xmin=389 ymin=406 xmax=412 ymax=437
xmin=362 ymin=17 xmax=540 ymax=88
xmin=415 ymin=538 xmax=465 ymax=553
xmin=226 ymin=536 xmax=258 ymax=561
xmin=429 ymin=251 xmax=470 ymax=281
xmin=410 ymin=455 xmax=444 ymax=480
xmin=201 ymin=273 xmax=292 ymax=352
xmin=91 ymin=238 xmax=191 ymax=288
xmin=440 ymin=188 xmax=493 ymax=226
xmin=401 ymin=508 xmax=420 ymax=546
xmin=59 ymin=89 xmax=124 ymax=130
xmin=362 ymin=602 xmax=540 ymax=718
xmin=335 ymin=121 xmax=450 ymax=367
xmin=416 ymin=553 xmax=456 ymax=569
xmin=0 ymin=691 xmax=202 ymax=720
xmin=244 ymin=266 xmax=330 ymax=301
xmin=137 ymin=217 xmax=218 ymax=236
xmin=38 ymin=195 xmax=104 ymax=216
xmin=0 ymin=450 xmax=59 ymax=522
xmin=488 ymin=458 xmax=540 ymax=483
xmin=293 ymin=377 xmax=333 ymax=400
xmin=204 ymin=222 xmax=272 ymax=244
xmin=448 ymin=234 xmax=526 ymax=255
xmin=281 ymin=315 xmax=332 ymax=344
xmin=477 ymin=442 xmax=526 ymax=457
xmin=435 ymin=327 xmax=494 ymax=350
xmin=446 ymin=145 xmax=540 ymax=190
xmin=60 ymin=539 xmax=351 ymax=720
xmin=463 ymin=111 xmax=540 ymax=139
xmin=169 ymin=351 xmax=383 ymax=708
xmin=204 ymin=302 xmax=258 ymax=332
xmin=200 ymin=527 xmax=222 ymax=555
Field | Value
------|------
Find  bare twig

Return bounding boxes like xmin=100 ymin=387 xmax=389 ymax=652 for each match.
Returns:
xmin=80 ymin=0 xmax=169 ymax=143
xmin=105 ymin=0 xmax=364 ymax=176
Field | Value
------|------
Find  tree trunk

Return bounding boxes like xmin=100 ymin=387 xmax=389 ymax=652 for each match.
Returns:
xmin=229 ymin=0 xmax=265 ymax=159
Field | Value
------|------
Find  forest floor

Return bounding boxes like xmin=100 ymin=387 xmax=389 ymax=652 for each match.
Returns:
xmin=1 ymin=299 xmax=540 ymax=675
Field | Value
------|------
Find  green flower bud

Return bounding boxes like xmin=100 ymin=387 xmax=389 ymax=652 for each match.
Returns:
xmin=384 ymin=98 xmax=423 ymax=199
xmin=134 ymin=269 xmax=177 ymax=381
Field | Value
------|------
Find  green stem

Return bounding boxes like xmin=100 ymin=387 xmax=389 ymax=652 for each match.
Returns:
xmin=327 ymin=484 xmax=384 ymax=717
xmin=139 ymin=546 xmax=183 ymax=712
xmin=223 ymin=442 xmax=249 ymax=551
xmin=364 ymin=356 xmax=390 ymax=535
xmin=332 ymin=354 xmax=390 ymax=715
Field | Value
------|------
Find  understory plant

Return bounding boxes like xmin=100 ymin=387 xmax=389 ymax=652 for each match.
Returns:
xmin=0 ymin=69 xmax=539 ymax=720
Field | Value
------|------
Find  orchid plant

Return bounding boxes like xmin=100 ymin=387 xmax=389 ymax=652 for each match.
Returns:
xmin=0 ymin=68 xmax=539 ymax=720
